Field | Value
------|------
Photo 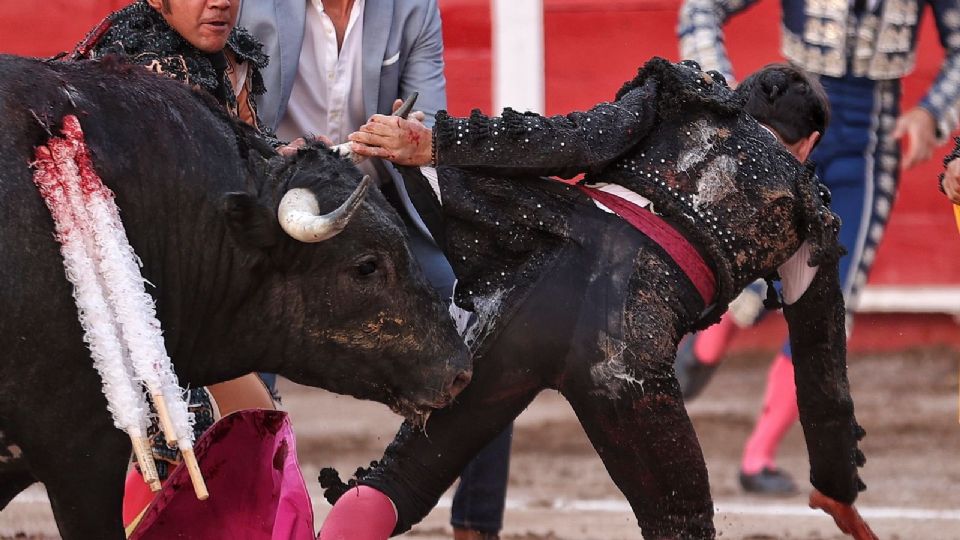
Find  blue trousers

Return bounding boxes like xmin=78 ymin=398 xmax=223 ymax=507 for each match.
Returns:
xmin=813 ymin=74 xmax=901 ymax=300
xmin=771 ymin=74 xmax=902 ymax=356
xmin=450 ymin=425 xmax=513 ymax=533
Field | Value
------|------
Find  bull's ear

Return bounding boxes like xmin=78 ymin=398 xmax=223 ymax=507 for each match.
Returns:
xmin=222 ymin=192 xmax=280 ymax=249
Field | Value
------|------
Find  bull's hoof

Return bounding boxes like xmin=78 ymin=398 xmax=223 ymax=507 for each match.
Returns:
xmin=739 ymin=467 xmax=798 ymax=496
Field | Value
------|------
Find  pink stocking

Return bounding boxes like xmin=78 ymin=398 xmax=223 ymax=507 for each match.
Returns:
xmin=741 ymin=352 xmax=799 ymax=473
xmin=693 ymin=313 xmax=738 ymax=365
xmin=318 ymin=486 xmax=398 ymax=540
xmin=122 ymin=468 xmax=156 ymax=527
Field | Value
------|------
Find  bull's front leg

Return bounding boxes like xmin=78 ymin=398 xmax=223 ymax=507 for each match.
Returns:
xmin=46 ymin=452 xmax=128 ymax=540
xmin=19 ymin=399 xmax=130 ymax=540
xmin=0 ymin=454 xmax=36 ymax=510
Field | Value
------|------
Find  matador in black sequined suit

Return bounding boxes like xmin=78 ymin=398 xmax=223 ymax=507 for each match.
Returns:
xmin=319 ymin=58 xmax=874 ymax=539
xmin=70 ymin=0 xmax=269 ymax=130
xmin=940 ymin=138 xmax=960 ymax=204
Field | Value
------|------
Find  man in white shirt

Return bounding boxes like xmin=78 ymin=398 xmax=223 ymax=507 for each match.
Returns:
xmin=238 ymin=2 xmax=512 ymax=539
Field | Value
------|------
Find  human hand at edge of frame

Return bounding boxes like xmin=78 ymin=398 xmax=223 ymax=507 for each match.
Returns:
xmin=943 ymin=158 xmax=960 ymax=204
xmin=809 ymin=489 xmax=878 ymax=540
xmin=348 ymin=99 xmax=431 ymax=166
xmin=893 ymin=107 xmax=938 ymax=170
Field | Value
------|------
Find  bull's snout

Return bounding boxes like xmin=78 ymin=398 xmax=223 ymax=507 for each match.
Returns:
xmin=446 ymin=368 xmax=473 ymax=400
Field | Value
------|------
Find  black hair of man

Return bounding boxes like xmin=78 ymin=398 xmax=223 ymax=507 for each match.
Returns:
xmin=737 ymin=63 xmax=830 ymax=147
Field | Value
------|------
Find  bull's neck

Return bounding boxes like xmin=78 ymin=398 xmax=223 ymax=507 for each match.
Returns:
xmin=130 ymin=191 xmax=271 ymax=386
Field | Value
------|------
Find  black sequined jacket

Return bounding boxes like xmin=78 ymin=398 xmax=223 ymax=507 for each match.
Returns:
xmin=429 ymin=57 xmax=866 ymax=504
xmin=942 ymin=137 xmax=960 ymax=193
xmin=70 ymin=0 xmax=268 ymax=129
xmin=434 ymin=58 xmax=842 ymax=309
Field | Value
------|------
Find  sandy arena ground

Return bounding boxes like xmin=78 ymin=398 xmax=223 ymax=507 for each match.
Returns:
xmin=3 ymin=348 xmax=959 ymax=539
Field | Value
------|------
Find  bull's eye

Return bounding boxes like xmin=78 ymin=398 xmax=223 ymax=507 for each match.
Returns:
xmin=356 ymin=258 xmax=379 ymax=276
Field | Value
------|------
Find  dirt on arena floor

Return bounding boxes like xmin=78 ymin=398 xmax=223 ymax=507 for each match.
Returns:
xmin=3 ymin=347 xmax=959 ymax=539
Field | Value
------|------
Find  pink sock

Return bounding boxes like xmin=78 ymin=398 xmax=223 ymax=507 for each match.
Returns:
xmin=318 ymin=486 xmax=398 ymax=540
xmin=741 ymin=352 xmax=799 ymax=474
xmin=122 ymin=468 xmax=156 ymax=527
xmin=693 ymin=313 xmax=738 ymax=365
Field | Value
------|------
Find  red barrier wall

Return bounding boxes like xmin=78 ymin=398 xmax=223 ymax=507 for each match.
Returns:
xmin=0 ymin=1 xmax=127 ymax=57
xmin=2 ymin=0 xmax=958 ymax=288
xmin=444 ymin=0 xmax=960 ymax=285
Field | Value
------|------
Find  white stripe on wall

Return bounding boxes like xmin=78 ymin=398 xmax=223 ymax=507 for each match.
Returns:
xmin=857 ymin=285 xmax=960 ymax=315
xmin=492 ymin=0 xmax=544 ymax=114
xmin=435 ymin=496 xmax=960 ymax=521
xmin=10 ymin=488 xmax=960 ymax=521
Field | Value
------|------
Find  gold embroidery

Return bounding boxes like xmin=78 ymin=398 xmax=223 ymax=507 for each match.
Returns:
xmin=877 ymin=25 xmax=912 ymax=53
xmin=726 ymin=0 xmax=747 ymax=12
xmin=943 ymin=8 xmax=960 ymax=30
xmin=878 ymin=172 xmax=896 ymax=194
xmin=881 ymin=88 xmax=897 ymax=109
xmin=694 ymin=28 xmax=717 ymax=50
xmin=805 ymin=0 xmax=848 ymax=21
xmin=783 ymin=27 xmax=847 ymax=77
xmin=929 ymin=90 xmax=948 ymax=109
xmin=948 ymin=32 xmax=960 ymax=49
xmin=824 ymin=47 xmax=845 ymax=75
xmin=884 ymin=0 xmax=918 ymax=26
xmin=803 ymin=19 xmax=821 ymax=43
xmin=879 ymin=154 xmax=899 ymax=173
xmin=876 ymin=197 xmax=892 ymax=220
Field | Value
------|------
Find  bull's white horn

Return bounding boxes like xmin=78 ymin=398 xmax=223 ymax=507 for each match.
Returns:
xmin=278 ymin=175 xmax=373 ymax=243
xmin=330 ymin=142 xmax=366 ymax=164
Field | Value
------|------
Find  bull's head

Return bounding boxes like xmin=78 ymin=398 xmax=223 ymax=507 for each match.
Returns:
xmin=221 ymin=144 xmax=471 ymax=426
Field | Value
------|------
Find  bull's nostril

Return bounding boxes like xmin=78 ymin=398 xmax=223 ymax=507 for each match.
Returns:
xmin=447 ymin=369 xmax=473 ymax=399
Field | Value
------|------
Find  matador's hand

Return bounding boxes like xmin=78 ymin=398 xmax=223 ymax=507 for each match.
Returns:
xmin=893 ymin=107 xmax=938 ymax=170
xmin=943 ymin=158 xmax=960 ymax=204
xmin=809 ymin=489 xmax=878 ymax=540
xmin=349 ymin=99 xmax=432 ymax=166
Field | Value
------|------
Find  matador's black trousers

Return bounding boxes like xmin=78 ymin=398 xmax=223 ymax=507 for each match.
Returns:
xmin=361 ymin=190 xmax=718 ymax=539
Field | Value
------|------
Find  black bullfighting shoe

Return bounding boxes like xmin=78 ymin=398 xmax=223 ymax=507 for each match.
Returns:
xmin=673 ymin=333 xmax=719 ymax=400
xmin=453 ymin=528 xmax=500 ymax=540
xmin=738 ymin=467 xmax=798 ymax=496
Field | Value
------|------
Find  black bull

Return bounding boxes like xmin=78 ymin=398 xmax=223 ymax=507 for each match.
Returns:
xmin=0 ymin=55 xmax=471 ymax=539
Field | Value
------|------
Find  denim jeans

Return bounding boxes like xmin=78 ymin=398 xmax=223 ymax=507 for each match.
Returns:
xmin=451 ymin=424 xmax=513 ymax=533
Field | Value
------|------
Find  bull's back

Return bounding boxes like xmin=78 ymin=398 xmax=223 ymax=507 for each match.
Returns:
xmin=0 ymin=55 xmax=243 ymax=379
xmin=0 ymin=56 xmax=83 ymax=364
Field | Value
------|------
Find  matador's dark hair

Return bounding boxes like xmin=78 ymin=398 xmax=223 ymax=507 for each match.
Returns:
xmin=737 ymin=63 xmax=830 ymax=148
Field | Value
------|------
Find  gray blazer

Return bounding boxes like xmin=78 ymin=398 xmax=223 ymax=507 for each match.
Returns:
xmin=238 ymin=0 xmax=448 ymax=239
